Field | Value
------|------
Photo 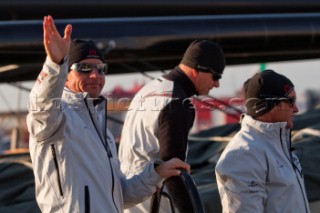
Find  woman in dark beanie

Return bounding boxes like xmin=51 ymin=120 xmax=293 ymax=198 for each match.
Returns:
xmin=215 ymin=70 xmax=310 ymax=213
xmin=26 ymin=15 xmax=190 ymax=213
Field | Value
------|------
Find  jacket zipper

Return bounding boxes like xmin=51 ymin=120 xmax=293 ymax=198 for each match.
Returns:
xmin=50 ymin=144 xmax=64 ymax=197
xmin=279 ymin=129 xmax=309 ymax=213
xmin=84 ymin=98 xmax=119 ymax=213
xmin=85 ymin=186 xmax=90 ymax=213
xmin=288 ymin=130 xmax=310 ymax=213
xmin=107 ymin=156 xmax=118 ymax=212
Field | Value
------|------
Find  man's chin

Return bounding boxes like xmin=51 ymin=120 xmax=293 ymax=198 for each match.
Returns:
xmin=85 ymin=87 xmax=101 ymax=96
xmin=87 ymin=90 xmax=101 ymax=98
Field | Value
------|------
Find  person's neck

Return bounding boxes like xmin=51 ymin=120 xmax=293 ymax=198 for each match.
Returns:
xmin=178 ymin=64 xmax=195 ymax=84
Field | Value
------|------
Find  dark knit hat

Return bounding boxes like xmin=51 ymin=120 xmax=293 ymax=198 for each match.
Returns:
xmin=244 ymin=69 xmax=294 ymax=117
xmin=68 ymin=39 xmax=105 ymax=68
xmin=180 ymin=40 xmax=225 ymax=75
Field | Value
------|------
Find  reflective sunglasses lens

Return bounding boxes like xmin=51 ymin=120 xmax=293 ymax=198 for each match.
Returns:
xmin=71 ymin=63 xmax=108 ymax=74
xmin=279 ymin=97 xmax=295 ymax=106
xmin=96 ymin=64 xmax=108 ymax=74
xmin=81 ymin=64 xmax=94 ymax=72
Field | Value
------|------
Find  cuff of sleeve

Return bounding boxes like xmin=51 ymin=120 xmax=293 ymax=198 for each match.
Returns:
xmin=153 ymin=160 xmax=163 ymax=170
xmin=153 ymin=160 xmax=165 ymax=188
xmin=45 ymin=56 xmax=69 ymax=75
xmin=59 ymin=56 xmax=68 ymax=65
xmin=142 ymin=162 xmax=165 ymax=188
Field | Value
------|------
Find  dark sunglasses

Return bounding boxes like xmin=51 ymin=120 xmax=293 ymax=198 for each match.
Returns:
xmin=258 ymin=95 xmax=296 ymax=107
xmin=280 ymin=97 xmax=296 ymax=107
xmin=196 ymin=65 xmax=222 ymax=81
xmin=70 ymin=63 xmax=108 ymax=75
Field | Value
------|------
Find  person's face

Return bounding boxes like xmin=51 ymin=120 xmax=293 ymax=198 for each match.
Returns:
xmin=194 ymin=71 xmax=220 ymax=95
xmin=270 ymin=90 xmax=299 ymax=129
xmin=66 ymin=58 xmax=106 ymax=98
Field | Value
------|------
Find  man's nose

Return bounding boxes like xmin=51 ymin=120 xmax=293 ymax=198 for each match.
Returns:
xmin=293 ymin=103 xmax=299 ymax=113
xmin=89 ymin=68 xmax=100 ymax=78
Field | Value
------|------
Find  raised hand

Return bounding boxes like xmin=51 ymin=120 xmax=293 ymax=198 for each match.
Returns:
xmin=43 ymin=15 xmax=72 ymax=64
xmin=155 ymin=158 xmax=191 ymax=178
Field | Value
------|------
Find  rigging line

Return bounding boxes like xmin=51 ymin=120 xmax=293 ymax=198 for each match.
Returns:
xmin=122 ymin=51 xmax=166 ymax=73
xmin=193 ymin=96 xmax=240 ymax=120
xmin=188 ymin=135 xmax=233 ymax=142
xmin=118 ymin=63 xmax=155 ymax=80
xmin=137 ymin=58 xmax=166 ymax=73
xmin=206 ymin=95 xmax=244 ymax=114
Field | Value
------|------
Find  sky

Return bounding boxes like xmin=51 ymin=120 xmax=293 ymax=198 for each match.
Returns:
xmin=0 ymin=58 xmax=319 ymax=113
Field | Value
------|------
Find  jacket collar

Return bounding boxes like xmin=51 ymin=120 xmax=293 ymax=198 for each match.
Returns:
xmin=242 ymin=114 xmax=293 ymax=161
xmin=242 ymin=114 xmax=289 ymax=135
xmin=62 ymin=87 xmax=105 ymax=110
xmin=241 ymin=114 xmax=291 ymax=140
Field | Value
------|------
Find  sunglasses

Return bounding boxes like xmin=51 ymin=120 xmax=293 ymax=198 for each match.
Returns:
xmin=196 ymin=65 xmax=222 ymax=81
xmin=280 ymin=97 xmax=296 ymax=107
xmin=260 ymin=95 xmax=296 ymax=107
xmin=70 ymin=63 xmax=108 ymax=75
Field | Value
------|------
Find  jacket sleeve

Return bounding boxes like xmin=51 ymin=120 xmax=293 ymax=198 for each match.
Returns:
xmin=215 ymin=146 xmax=268 ymax=213
xmin=26 ymin=57 xmax=68 ymax=141
xmin=157 ymin=99 xmax=195 ymax=212
xmin=158 ymin=99 xmax=194 ymax=161
xmin=120 ymin=162 xmax=163 ymax=209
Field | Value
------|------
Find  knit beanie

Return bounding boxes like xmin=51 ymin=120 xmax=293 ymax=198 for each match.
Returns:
xmin=68 ymin=39 xmax=105 ymax=68
xmin=244 ymin=69 xmax=294 ymax=117
xmin=180 ymin=40 xmax=225 ymax=75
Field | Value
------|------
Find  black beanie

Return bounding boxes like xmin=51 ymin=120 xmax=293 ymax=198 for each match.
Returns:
xmin=180 ymin=40 xmax=226 ymax=75
xmin=244 ymin=69 xmax=294 ymax=117
xmin=68 ymin=39 xmax=105 ymax=68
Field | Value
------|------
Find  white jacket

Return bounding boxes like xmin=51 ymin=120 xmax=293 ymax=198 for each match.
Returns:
xmin=119 ymin=77 xmax=174 ymax=213
xmin=27 ymin=57 xmax=162 ymax=213
xmin=215 ymin=115 xmax=310 ymax=213
xmin=119 ymin=68 xmax=197 ymax=213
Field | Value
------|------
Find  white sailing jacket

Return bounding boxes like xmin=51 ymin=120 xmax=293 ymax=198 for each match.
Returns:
xmin=215 ymin=115 xmax=310 ymax=213
xmin=27 ymin=57 xmax=162 ymax=213
xmin=119 ymin=68 xmax=197 ymax=213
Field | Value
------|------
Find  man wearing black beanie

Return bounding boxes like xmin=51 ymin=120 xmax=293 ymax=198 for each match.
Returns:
xmin=26 ymin=15 xmax=190 ymax=213
xmin=119 ymin=40 xmax=226 ymax=213
xmin=215 ymin=70 xmax=310 ymax=212
xmin=244 ymin=69 xmax=295 ymax=119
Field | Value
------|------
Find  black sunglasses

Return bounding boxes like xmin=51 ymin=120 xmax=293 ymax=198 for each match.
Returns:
xmin=70 ymin=63 xmax=108 ymax=75
xmin=196 ymin=65 xmax=222 ymax=81
xmin=280 ymin=97 xmax=296 ymax=107
xmin=260 ymin=95 xmax=296 ymax=107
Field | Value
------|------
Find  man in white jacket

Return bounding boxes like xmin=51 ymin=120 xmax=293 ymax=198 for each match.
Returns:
xmin=27 ymin=15 xmax=190 ymax=213
xmin=119 ymin=40 xmax=226 ymax=213
xmin=215 ymin=70 xmax=310 ymax=213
